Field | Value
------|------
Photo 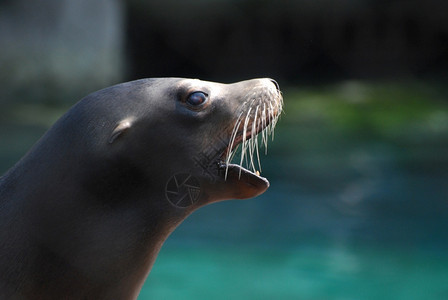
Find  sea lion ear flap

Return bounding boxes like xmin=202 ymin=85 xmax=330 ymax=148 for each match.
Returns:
xmin=109 ymin=118 xmax=134 ymax=144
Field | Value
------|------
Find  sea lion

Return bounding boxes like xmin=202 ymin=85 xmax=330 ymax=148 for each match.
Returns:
xmin=0 ymin=78 xmax=283 ymax=299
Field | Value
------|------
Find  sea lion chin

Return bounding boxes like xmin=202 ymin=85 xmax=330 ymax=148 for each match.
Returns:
xmin=0 ymin=77 xmax=283 ymax=299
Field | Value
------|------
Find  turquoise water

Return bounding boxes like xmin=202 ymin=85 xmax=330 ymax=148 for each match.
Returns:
xmin=140 ymin=177 xmax=448 ymax=299
xmin=1 ymin=82 xmax=447 ymax=299
xmin=142 ymin=244 xmax=448 ymax=299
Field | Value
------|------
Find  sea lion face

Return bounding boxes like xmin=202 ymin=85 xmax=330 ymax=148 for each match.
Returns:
xmin=74 ymin=78 xmax=282 ymax=211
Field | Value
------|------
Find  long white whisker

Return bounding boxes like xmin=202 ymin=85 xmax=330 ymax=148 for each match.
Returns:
xmin=269 ymin=102 xmax=276 ymax=141
xmin=223 ymin=86 xmax=282 ymax=180
xmin=239 ymin=107 xmax=252 ymax=178
xmin=229 ymin=145 xmax=239 ymax=161
xmin=254 ymin=108 xmax=262 ymax=172
xmin=226 ymin=119 xmax=242 ymax=163
xmin=248 ymin=105 xmax=259 ymax=172
xmin=262 ymin=103 xmax=268 ymax=152
xmin=268 ymin=102 xmax=274 ymax=137
xmin=224 ymin=111 xmax=245 ymax=180
xmin=271 ymin=117 xmax=277 ymax=141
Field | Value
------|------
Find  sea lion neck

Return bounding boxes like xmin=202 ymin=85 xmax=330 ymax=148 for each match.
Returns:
xmin=1 ymin=161 xmax=189 ymax=299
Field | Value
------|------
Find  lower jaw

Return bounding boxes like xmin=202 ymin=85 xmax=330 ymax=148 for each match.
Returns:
xmin=218 ymin=161 xmax=269 ymax=190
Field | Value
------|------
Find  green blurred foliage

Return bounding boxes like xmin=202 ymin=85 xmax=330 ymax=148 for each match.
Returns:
xmin=284 ymin=81 xmax=448 ymax=138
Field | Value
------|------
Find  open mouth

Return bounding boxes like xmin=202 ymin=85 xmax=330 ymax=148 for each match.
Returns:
xmin=217 ymin=92 xmax=283 ymax=190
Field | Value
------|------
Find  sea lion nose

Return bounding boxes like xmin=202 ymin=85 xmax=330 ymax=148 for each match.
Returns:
xmin=269 ymin=79 xmax=280 ymax=92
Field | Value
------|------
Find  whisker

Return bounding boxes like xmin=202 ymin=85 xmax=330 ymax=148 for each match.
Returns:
xmin=224 ymin=111 xmax=244 ymax=180
xmin=222 ymin=85 xmax=283 ymax=181
xmin=255 ymin=109 xmax=262 ymax=172
xmin=262 ymin=103 xmax=268 ymax=152
xmin=269 ymin=102 xmax=276 ymax=141
xmin=248 ymin=105 xmax=259 ymax=172
xmin=239 ymin=107 xmax=252 ymax=178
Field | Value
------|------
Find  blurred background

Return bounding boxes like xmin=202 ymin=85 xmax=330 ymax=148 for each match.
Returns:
xmin=1 ymin=0 xmax=448 ymax=299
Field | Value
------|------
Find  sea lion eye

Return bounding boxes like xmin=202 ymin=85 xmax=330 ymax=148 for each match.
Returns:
xmin=186 ymin=91 xmax=208 ymax=106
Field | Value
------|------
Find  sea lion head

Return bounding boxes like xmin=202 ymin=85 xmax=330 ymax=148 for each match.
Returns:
xmin=0 ymin=78 xmax=283 ymax=298
xmin=41 ymin=78 xmax=282 ymax=212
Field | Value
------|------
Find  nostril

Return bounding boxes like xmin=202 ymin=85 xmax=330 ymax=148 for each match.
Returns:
xmin=270 ymin=79 xmax=280 ymax=91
